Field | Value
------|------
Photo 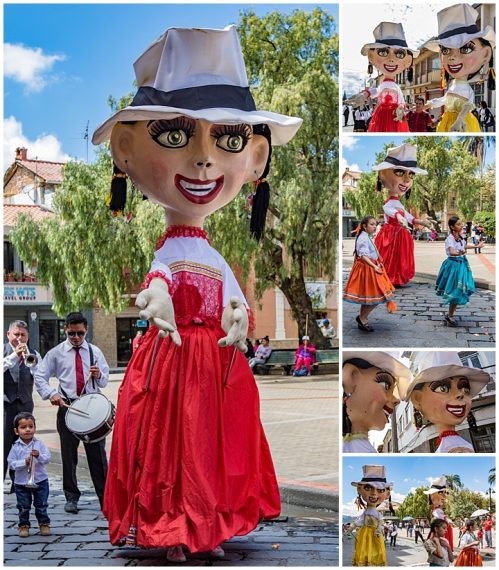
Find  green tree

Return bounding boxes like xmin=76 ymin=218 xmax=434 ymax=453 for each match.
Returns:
xmin=10 ymin=154 xmax=164 ymax=315
xmin=343 ymin=171 xmax=385 ymax=221
xmin=488 ymin=467 xmax=495 ymax=488
xmin=208 ymin=8 xmax=339 ymax=346
xmin=448 ymin=488 xmax=490 ymax=521
xmin=397 ymin=487 xmax=431 ymax=520
xmin=443 ymin=474 xmax=464 ymax=491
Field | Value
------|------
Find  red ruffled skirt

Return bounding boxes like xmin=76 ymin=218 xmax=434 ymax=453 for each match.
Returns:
xmin=104 ymin=323 xmax=280 ymax=552
xmin=343 ymin=257 xmax=396 ymax=310
xmin=368 ymin=92 xmax=409 ymax=133
xmin=375 ymin=222 xmax=414 ymax=286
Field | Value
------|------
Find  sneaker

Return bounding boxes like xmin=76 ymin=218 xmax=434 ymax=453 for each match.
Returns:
xmin=64 ymin=501 xmax=78 ymax=513
xmin=167 ymin=545 xmax=186 ymax=563
xmin=39 ymin=523 xmax=51 ymax=536
xmin=210 ymin=546 xmax=225 ymax=559
xmin=444 ymin=315 xmax=458 ymax=327
xmin=18 ymin=526 xmax=29 ymax=538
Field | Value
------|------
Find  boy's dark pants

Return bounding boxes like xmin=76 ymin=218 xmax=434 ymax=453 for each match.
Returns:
xmin=15 ymin=478 xmax=50 ymax=527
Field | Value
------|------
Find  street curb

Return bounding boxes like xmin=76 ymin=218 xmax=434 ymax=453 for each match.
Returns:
xmin=343 ymin=259 xmax=495 ymax=291
xmin=46 ymin=448 xmax=339 ymax=513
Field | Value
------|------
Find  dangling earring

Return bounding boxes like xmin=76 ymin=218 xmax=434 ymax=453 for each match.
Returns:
xmin=413 ymin=409 xmax=424 ymax=429
xmin=343 ymin=392 xmax=352 ymax=402
xmin=367 ymin=62 xmax=373 ymax=76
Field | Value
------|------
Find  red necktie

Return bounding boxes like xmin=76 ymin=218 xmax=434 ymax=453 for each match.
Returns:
xmin=74 ymin=347 xmax=85 ymax=396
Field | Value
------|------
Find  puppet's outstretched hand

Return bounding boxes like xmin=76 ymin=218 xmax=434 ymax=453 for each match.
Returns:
xmin=450 ymin=102 xmax=474 ymax=132
xmin=394 ymin=104 xmax=405 ymax=122
xmin=136 ymin=278 xmax=181 ymax=346
xmin=218 ymin=296 xmax=248 ymax=352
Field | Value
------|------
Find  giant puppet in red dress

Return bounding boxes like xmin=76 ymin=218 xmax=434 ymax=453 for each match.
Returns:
xmin=372 ymin=144 xmax=432 ymax=287
xmin=91 ymin=26 xmax=302 ymax=562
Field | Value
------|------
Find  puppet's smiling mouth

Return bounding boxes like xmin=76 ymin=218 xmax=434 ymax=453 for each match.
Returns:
xmin=175 ymin=174 xmax=224 ymax=204
xmin=446 ymin=404 xmax=467 ymax=418
xmin=398 ymin=184 xmax=409 ymax=193
xmin=368 ymin=496 xmax=380 ymax=504
xmin=384 ymin=64 xmax=398 ymax=73
xmin=448 ymin=64 xmax=463 ymax=73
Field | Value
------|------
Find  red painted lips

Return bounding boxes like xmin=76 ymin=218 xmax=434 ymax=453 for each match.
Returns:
xmin=175 ymin=174 xmax=224 ymax=204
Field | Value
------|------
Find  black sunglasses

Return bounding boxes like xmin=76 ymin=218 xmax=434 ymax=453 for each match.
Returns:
xmin=67 ymin=331 xmax=85 ymax=337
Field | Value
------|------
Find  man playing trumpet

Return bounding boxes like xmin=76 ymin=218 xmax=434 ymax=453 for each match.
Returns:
xmin=3 ymin=320 xmax=41 ymax=490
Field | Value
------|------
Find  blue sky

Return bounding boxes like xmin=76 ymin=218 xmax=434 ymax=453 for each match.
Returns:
xmin=342 ymin=135 xmax=497 ymax=173
xmin=3 ymin=2 xmax=338 ymax=169
xmin=343 ymin=456 xmax=496 ymax=517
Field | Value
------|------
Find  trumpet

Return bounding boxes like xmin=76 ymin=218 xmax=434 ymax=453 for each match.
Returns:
xmin=20 ymin=345 xmax=38 ymax=368
xmin=25 ymin=453 xmax=38 ymax=489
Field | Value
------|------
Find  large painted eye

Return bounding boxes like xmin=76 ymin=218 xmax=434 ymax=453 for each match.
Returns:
xmin=441 ymin=46 xmax=451 ymax=56
xmin=217 ymin=134 xmax=245 ymax=153
xmin=432 ymin=384 xmax=450 ymax=393
xmin=156 ymin=129 xmax=189 ymax=148
xmin=394 ymin=49 xmax=407 ymax=59
xmin=376 ymin=48 xmax=389 ymax=57
xmin=460 ymin=42 xmax=475 ymax=55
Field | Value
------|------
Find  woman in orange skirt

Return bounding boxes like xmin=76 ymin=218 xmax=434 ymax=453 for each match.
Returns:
xmin=344 ymin=215 xmax=396 ymax=332
xmin=455 ymin=520 xmax=483 ymax=566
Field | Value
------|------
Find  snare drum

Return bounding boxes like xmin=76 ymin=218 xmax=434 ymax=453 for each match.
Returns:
xmin=65 ymin=393 xmax=116 ymax=444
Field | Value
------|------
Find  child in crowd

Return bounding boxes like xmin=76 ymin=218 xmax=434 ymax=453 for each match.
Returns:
xmin=424 ymin=518 xmax=454 ymax=567
xmin=343 ymin=215 xmax=396 ymax=332
xmin=436 ymin=215 xmax=484 ymax=327
xmin=7 ymin=412 xmax=51 ymax=537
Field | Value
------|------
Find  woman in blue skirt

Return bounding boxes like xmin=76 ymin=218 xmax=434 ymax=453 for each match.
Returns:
xmin=436 ymin=216 xmax=484 ymax=327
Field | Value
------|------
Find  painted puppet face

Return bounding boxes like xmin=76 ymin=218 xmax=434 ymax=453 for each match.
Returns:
xmin=411 ymin=376 xmax=472 ymax=432
xmin=343 ymin=364 xmax=401 ymax=433
xmin=440 ymin=40 xmax=491 ymax=80
xmin=379 ymin=168 xmax=415 ymax=198
xmin=110 ymin=118 xmax=268 ymax=225
xmin=368 ymin=47 xmax=413 ymax=80
xmin=430 ymin=490 xmax=448 ymax=509
xmin=357 ymin=483 xmax=390 ymax=507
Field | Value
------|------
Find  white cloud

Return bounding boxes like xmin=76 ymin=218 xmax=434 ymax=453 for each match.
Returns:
xmin=3 ymin=116 xmax=71 ymax=171
xmin=342 ymin=135 xmax=360 ymax=151
xmin=4 ymin=43 xmax=65 ymax=92
xmin=343 ymin=498 xmax=361 ymax=517
xmin=392 ymin=491 xmax=407 ymax=503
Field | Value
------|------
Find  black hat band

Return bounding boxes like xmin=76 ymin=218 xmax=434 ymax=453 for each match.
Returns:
xmin=131 ymin=84 xmax=257 ymax=112
xmin=361 ymin=477 xmax=387 ymax=483
xmin=384 ymin=156 xmax=418 ymax=168
xmin=378 ymin=38 xmax=408 ymax=48
xmin=439 ymin=24 xmax=479 ymax=41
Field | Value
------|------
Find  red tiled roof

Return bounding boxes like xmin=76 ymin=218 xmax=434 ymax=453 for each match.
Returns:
xmin=342 ymin=169 xmax=361 ymax=180
xmin=3 ymin=204 xmax=55 ymax=227
xmin=17 ymin=159 xmax=64 ymax=184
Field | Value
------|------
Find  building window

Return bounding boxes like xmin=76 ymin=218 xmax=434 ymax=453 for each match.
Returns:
xmin=431 ymin=56 xmax=441 ymax=70
xmin=4 ymin=241 xmax=15 ymax=272
xmin=116 ymin=318 xmax=149 ymax=366
xmin=472 ymin=82 xmax=485 ymax=107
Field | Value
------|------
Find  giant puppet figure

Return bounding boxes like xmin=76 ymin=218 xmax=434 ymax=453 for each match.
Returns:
xmin=358 ymin=22 xmax=417 ymax=132
xmin=92 ymin=26 xmax=302 ymax=563
xmin=424 ymin=477 xmax=454 ymax=553
xmin=425 ymin=3 xmax=495 ymax=133
xmin=349 ymin=465 xmax=394 ymax=566
xmin=373 ymin=143 xmax=432 ymax=287
xmin=405 ymin=351 xmax=491 ymax=453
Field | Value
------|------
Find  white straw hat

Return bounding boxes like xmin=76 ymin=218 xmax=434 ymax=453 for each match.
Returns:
xmin=426 ymin=4 xmax=496 ymax=52
xmin=404 ymin=351 xmax=491 ymax=400
xmin=93 ymin=25 xmax=302 ymax=146
xmin=302 ymin=335 xmax=310 ymax=341
xmin=424 ymin=476 xmax=451 ymax=495
xmin=373 ymin=143 xmax=428 ymax=175
xmin=361 ymin=22 xmax=420 ymax=58
xmin=343 ymin=351 xmax=411 ymax=400
xmin=351 ymin=465 xmax=394 ymax=490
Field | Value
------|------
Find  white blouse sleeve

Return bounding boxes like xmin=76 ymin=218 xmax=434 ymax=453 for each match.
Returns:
xmin=355 ymin=233 xmax=371 ymax=257
xmin=383 ymin=200 xmax=414 ymax=224
xmin=221 ymin=261 xmax=249 ymax=309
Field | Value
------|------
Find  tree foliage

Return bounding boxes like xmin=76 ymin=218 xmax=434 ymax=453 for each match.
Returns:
xmin=345 ymin=137 xmax=489 ymax=234
xmin=448 ymin=489 xmax=491 ymax=521
xmin=208 ymin=8 xmax=339 ymax=345
xmin=396 ymin=487 xmax=431 ymax=520
xmin=10 ymin=153 xmax=164 ymax=315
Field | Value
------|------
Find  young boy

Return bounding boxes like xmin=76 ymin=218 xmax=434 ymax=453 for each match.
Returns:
xmin=7 ymin=412 xmax=51 ymax=537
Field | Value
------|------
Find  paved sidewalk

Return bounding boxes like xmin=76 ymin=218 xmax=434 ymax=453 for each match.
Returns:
xmin=4 ymin=476 xmax=339 ymax=566
xmin=342 ymin=271 xmax=495 ymax=348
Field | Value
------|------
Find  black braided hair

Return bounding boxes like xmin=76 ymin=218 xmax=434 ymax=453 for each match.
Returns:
xmin=249 ymin=124 xmax=272 ymax=241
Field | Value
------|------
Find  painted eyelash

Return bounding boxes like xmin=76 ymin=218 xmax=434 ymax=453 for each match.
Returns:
xmin=211 ymin=124 xmax=253 ymax=140
xmin=375 ymin=372 xmax=394 ymax=388
xmin=429 ymin=379 xmax=451 ymax=391
xmin=147 ymin=118 xmax=196 ymax=137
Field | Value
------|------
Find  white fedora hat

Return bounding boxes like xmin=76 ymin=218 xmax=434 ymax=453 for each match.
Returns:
xmin=404 ymin=351 xmax=491 ymax=400
xmin=373 ymin=143 xmax=428 ymax=175
xmin=426 ymin=3 xmax=496 ymax=51
xmin=93 ymin=25 xmax=302 ymax=146
xmin=351 ymin=465 xmax=393 ymax=490
xmin=343 ymin=350 xmax=411 ymax=400
xmin=424 ymin=476 xmax=451 ymax=495
xmin=361 ymin=22 xmax=420 ymax=58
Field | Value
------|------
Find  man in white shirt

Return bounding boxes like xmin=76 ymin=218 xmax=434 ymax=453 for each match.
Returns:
xmin=4 ymin=320 xmax=41 ymax=489
xmin=35 ymin=312 xmax=109 ymax=513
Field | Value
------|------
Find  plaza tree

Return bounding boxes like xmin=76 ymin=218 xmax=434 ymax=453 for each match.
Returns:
xmin=396 ymin=487 xmax=431 ymax=521
xmin=10 ymin=8 xmax=339 ymax=347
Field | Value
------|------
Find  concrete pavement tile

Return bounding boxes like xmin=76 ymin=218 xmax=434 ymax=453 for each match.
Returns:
xmin=4 ymin=535 xmax=59 ymax=544
xmin=43 ymin=550 xmax=111 ymax=558
xmin=4 ymin=551 xmax=45 ymax=560
xmin=252 ymin=536 xmax=314 ymax=543
xmin=5 ymin=561 xmax=65 ymax=567
xmin=58 ymin=532 xmax=111 ymax=542
xmin=62 ymin=559 xmax=129 ymax=566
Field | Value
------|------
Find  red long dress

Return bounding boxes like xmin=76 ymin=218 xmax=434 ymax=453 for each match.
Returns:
xmin=103 ymin=230 xmax=280 ymax=553
xmin=374 ymin=197 xmax=415 ymax=286
xmin=367 ymin=81 xmax=409 ymax=133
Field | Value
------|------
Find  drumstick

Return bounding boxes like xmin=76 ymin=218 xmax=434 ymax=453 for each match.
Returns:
xmin=62 ymin=403 xmax=90 ymax=417
xmin=223 ymin=346 xmax=238 ymax=389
